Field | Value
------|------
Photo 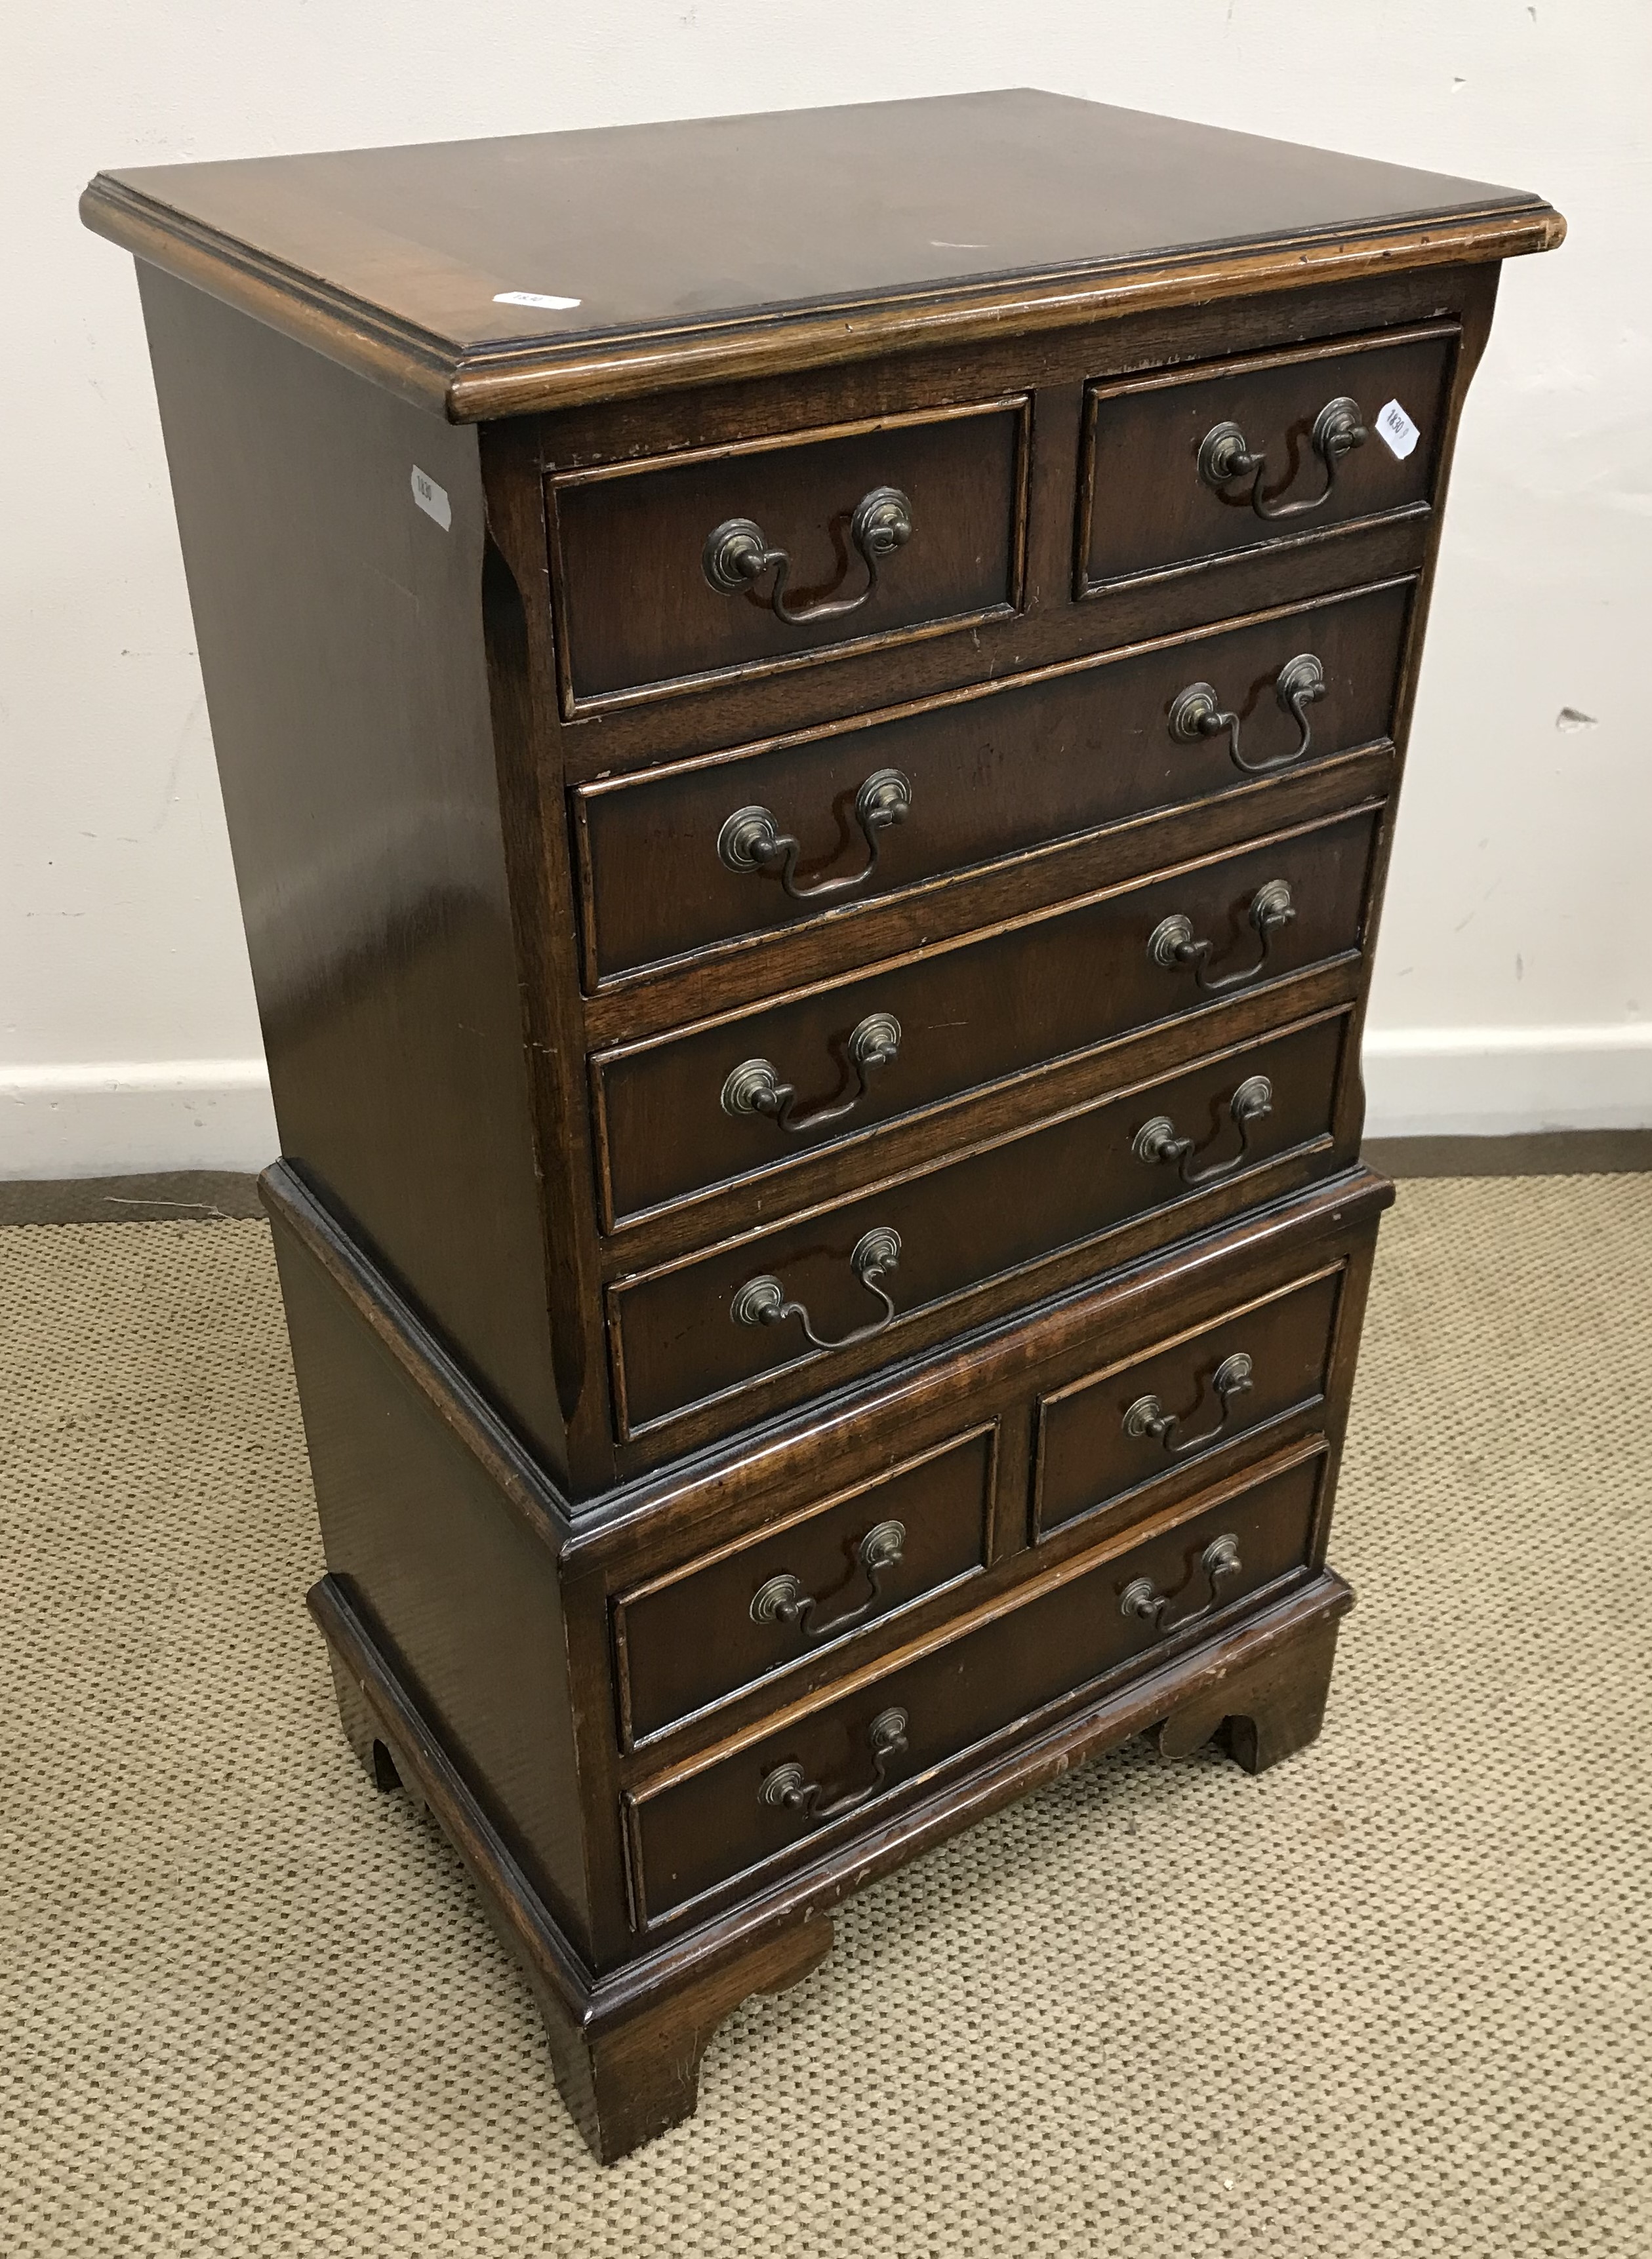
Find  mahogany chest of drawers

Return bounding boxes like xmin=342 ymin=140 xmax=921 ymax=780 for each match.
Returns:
xmin=84 ymin=91 xmax=1562 ymax=2161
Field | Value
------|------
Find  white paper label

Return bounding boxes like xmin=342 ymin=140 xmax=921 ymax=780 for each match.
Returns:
xmin=411 ymin=466 xmax=451 ymax=531
xmin=493 ymin=289 xmax=582 ymax=311
xmin=1375 ymin=399 xmax=1420 ymax=460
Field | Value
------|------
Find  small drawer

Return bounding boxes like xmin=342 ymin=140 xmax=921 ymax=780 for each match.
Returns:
xmin=573 ymin=578 xmax=1410 ymax=984
xmin=624 ymin=1440 xmax=1326 ymax=1924
xmin=1035 ymin=1268 xmax=1343 ymax=1538
xmin=592 ymin=806 xmax=1380 ymax=1226
xmin=607 ymin=1012 xmax=1348 ymax=1438
xmin=548 ymin=398 xmax=1028 ymax=714
xmin=613 ymin=1425 xmax=995 ymax=1748
xmin=1078 ymin=325 xmax=1455 ymax=594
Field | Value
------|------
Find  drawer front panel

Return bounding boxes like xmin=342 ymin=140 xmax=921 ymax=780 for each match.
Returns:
xmin=1080 ymin=325 xmax=1454 ymax=591
xmin=613 ymin=1424 xmax=996 ymax=1748
xmin=595 ymin=807 xmax=1380 ymax=1225
xmin=574 ymin=578 xmax=1411 ymax=982
xmin=609 ymin=1013 xmax=1347 ymax=1436
xmin=1035 ymin=1268 xmax=1342 ymax=1538
xmin=550 ymin=399 xmax=1026 ymax=710
xmin=627 ymin=1445 xmax=1325 ymax=1923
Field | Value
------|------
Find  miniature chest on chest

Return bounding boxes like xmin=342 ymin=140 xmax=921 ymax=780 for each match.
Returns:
xmin=85 ymin=90 xmax=1561 ymax=2160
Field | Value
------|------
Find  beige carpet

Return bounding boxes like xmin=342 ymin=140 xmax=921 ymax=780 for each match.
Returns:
xmin=2 ymin=1180 xmax=1647 ymax=2257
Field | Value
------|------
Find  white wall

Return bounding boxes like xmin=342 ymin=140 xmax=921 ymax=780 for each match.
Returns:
xmin=3 ymin=1 xmax=1645 ymax=1173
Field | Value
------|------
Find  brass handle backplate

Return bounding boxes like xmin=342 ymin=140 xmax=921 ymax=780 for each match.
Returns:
xmin=750 ymin=1520 xmax=908 ymax=1643
xmin=731 ymin=1226 xmax=902 ymax=1353
xmin=1123 ymin=1352 xmax=1255 ymax=1459
xmin=704 ymin=485 xmax=913 ymax=625
xmin=1119 ymin=1534 xmax=1243 ymax=1635
xmin=722 ymin=1012 xmax=902 ymax=1136
xmin=1147 ymin=880 xmax=1295 ymax=995
xmin=718 ymin=768 xmax=912 ymax=902
xmin=1168 ymin=653 xmax=1328 ymax=775
xmin=1198 ymin=396 xmax=1367 ymax=521
xmin=1133 ymin=1074 xmax=1274 ymax=1189
xmin=759 ymin=1706 xmax=910 ymax=1824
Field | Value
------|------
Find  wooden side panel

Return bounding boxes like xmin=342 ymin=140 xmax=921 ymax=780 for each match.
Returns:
xmin=268 ymin=1200 xmax=594 ymax=1948
xmin=136 ymin=266 xmax=566 ymax=1473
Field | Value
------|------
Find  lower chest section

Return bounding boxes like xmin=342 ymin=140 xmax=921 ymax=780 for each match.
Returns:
xmin=565 ymin=1175 xmax=1386 ymax=1950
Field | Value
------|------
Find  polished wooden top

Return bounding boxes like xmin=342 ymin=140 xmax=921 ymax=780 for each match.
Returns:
xmin=83 ymin=90 xmax=1561 ymax=420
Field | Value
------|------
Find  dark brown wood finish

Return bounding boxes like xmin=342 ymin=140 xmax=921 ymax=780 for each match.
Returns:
xmin=1078 ymin=323 xmax=1455 ymax=591
xmin=583 ymin=748 xmax=1396 ymax=1051
xmin=607 ymin=1012 xmax=1351 ymax=1439
xmin=613 ymin=1423 xmax=997 ymax=1749
xmin=592 ymin=806 xmax=1380 ymax=1226
xmin=261 ymin=1159 xmax=1387 ymax=1551
xmin=550 ymin=396 xmax=1028 ymax=711
xmin=93 ymin=92 xmax=1561 ymax=2161
xmin=134 ymin=266 xmax=574 ymax=1474
xmin=82 ymin=92 xmax=1558 ymax=418
xmin=626 ymin=1439 xmax=1329 ymax=1926
xmin=312 ymin=1557 xmax=1352 ymax=2158
xmin=266 ymin=1195 xmax=593 ymax=1939
xmin=267 ymin=1156 xmax=1388 ymax=1968
xmin=574 ymin=580 xmax=1410 ymax=990
xmin=478 ymin=414 xmax=622 ymax=1490
xmin=1034 ymin=1266 xmax=1344 ymax=1537
xmin=535 ymin=268 xmax=1485 ymax=786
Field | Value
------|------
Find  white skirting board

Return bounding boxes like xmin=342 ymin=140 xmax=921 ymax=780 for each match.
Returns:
xmin=1359 ymin=1024 xmax=1652 ymax=1140
xmin=1 ymin=1029 xmax=1649 ymax=1177
xmin=0 ymin=1062 xmax=279 ymax=1178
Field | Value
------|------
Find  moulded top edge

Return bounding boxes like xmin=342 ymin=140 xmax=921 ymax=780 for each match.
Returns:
xmin=80 ymin=93 xmax=1563 ymax=422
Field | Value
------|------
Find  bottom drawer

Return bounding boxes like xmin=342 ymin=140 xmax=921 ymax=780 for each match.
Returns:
xmin=624 ymin=1438 xmax=1327 ymax=1925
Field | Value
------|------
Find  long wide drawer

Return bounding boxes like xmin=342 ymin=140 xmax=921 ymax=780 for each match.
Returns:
xmin=1079 ymin=324 xmax=1455 ymax=592
xmin=592 ymin=805 xmax=1380 ymax=1226
xmin=548 ymin=397 xmax=1027 ymax=713
xmin=613 ymin=1424 xmax=996 ymax=1749
xmin=607 ymin=1012 xmax=1349 ymax=1437
xmin=624 ymin=1439 xmax=1328 ymax=1925
xmin=573 ymin=578 xmax=1411 ymax=983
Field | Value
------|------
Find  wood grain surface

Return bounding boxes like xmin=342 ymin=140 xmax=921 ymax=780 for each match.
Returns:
xmin=82 ymin=92 xmax=1559 ymax=416
xmin=93 ymin=92 xmax=1564 ymax=2159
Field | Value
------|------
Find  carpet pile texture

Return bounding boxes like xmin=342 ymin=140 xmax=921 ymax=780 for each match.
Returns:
xmin=2 ymin=1178 xmax=1647 ymax=2254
